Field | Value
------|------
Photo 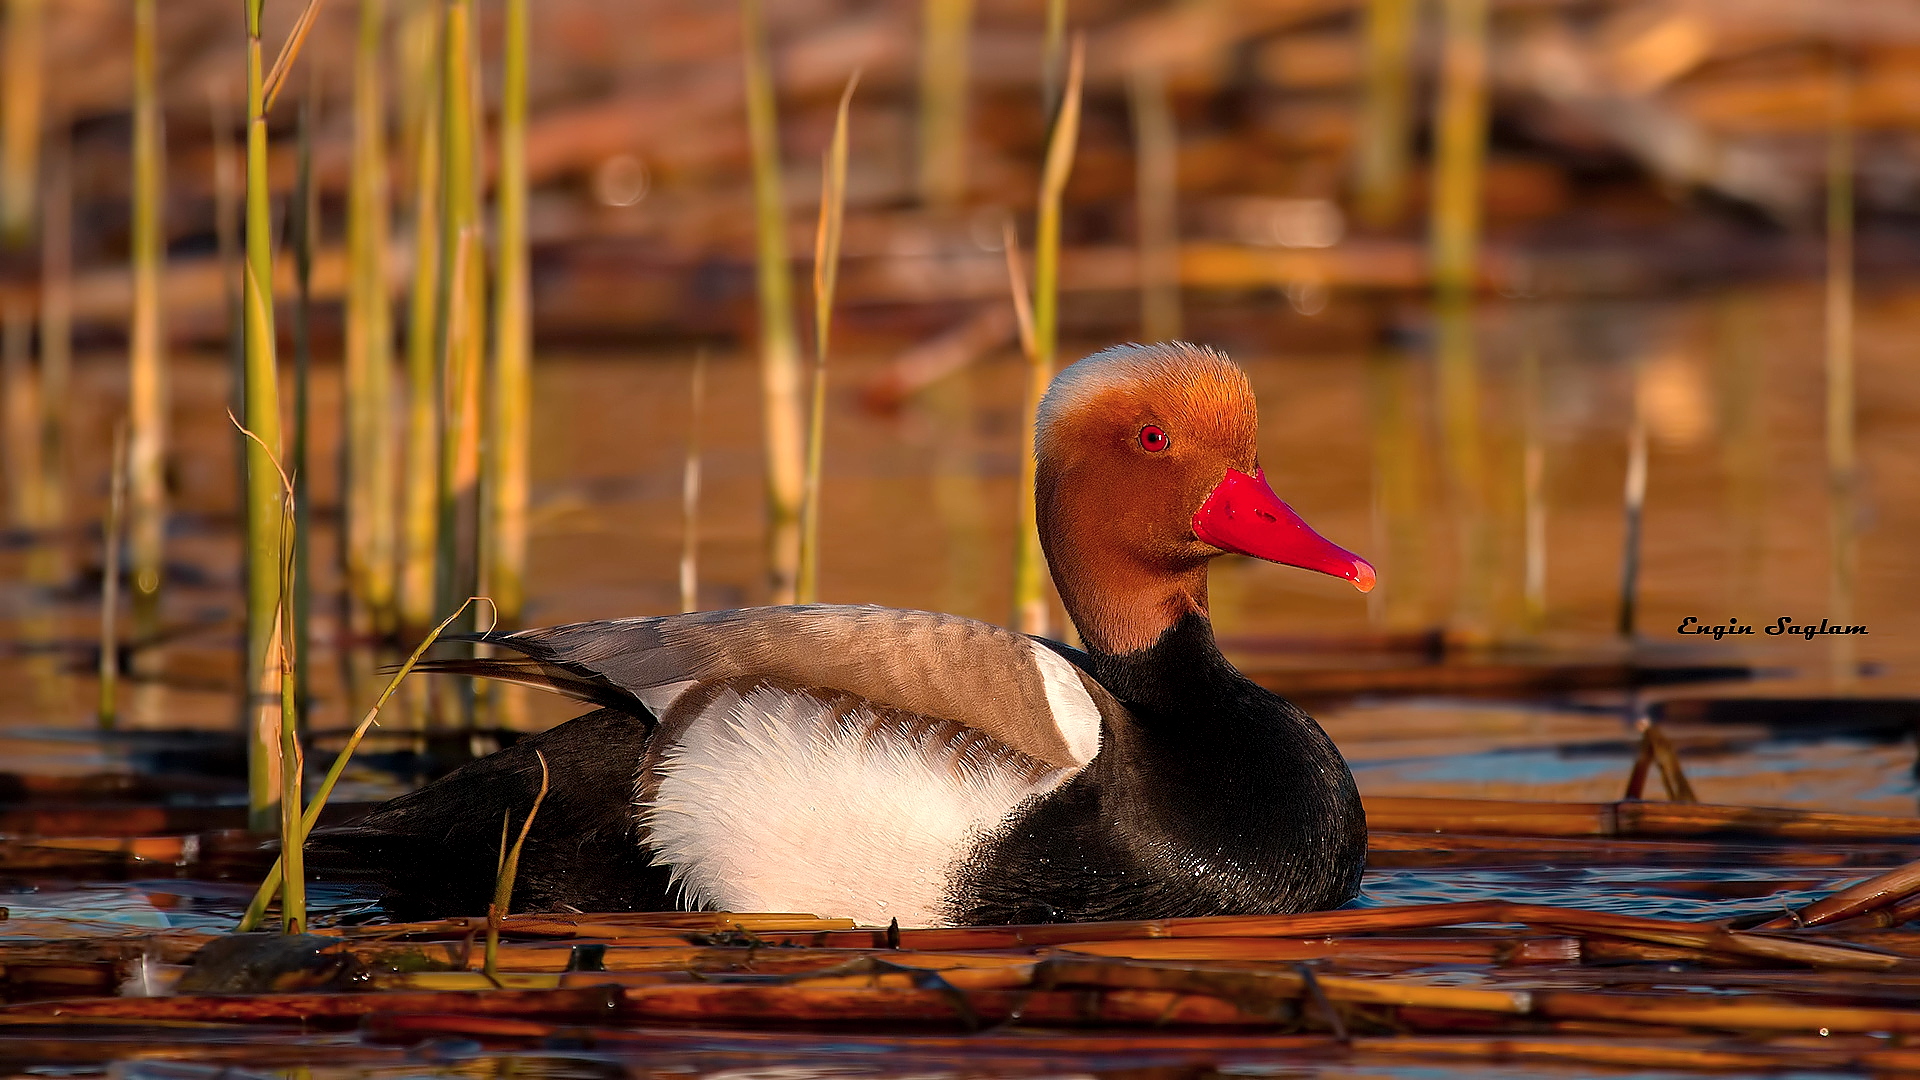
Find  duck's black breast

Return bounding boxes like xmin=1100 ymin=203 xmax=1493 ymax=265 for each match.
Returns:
xmin=949 ymin=612 xmax=1367 ymax=924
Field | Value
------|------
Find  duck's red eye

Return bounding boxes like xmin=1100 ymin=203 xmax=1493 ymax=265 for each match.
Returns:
xmin=1138 ymin=425 xmax=1170 ymax=452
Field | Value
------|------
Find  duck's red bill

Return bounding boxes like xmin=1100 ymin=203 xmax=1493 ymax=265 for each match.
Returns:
xmin=1192 ymin=467 xmax=1376 ymax=592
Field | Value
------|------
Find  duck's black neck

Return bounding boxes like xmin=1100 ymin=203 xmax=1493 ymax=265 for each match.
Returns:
xmin=1085 ymin=610 xmax=1242 ymax=715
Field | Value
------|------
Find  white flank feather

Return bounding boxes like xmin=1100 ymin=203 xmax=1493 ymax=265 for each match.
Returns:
xmin=642 ymin=684 xmax=1067 ymax=927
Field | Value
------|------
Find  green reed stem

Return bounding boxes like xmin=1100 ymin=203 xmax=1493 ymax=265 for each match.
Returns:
xmin=347 ymin=0 xmax=398 ymax=636
xmin=484 ymin=749 xmax=548 ymax=982
xmin=435 ymin=0 xmax=484 ymax=661
xmin=1356 ymin=0 xmax=1416 ymax=229
xmin=1126 ymin=64 xmax=1179 ymax=342
xmin=1014 ymin=33 xmax=1083 ymax=637
xmin=291 ymin=86 xmax=318 ymax=724
xmin=399 ymin=5 xmax=444 ymax=633
xmin=917 ymin=0 xmax=973 ymax=210
xmin=129 ymin=0 xmax=167 ymax=639
xmin=244 ymin=0 xmax=288 ymax=833
xmin=1825 ymin=55 xmax=1857 ymax=687
xmin=237 ymin=597 xmax=486 ymax=933
xmin=488 ymin=0 xmax=532 ymax=628
xmin=797 ymin=73 xmax=858 ymax=606
xmin=741 ymin=0 xmax=804 ymax=606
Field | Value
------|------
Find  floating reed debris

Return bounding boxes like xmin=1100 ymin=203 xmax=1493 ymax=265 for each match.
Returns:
xmin=917 ymin=0 xmax=972 ymax=210
xmin=1014 ymin=33 xmax=1083 ymax=637
xmin=128 ymin=0 xmax=166 ymax=637
xmin=486 ymin=750 xmax=550 ymax=982
xmin=742 ymin=0 xmax=804 ymax=606
xmin=346 ymin=0 xmax=398 ymax=636
xmin=488 ymin=0 xmax=533 ymax=628
xmin=680 ymin=351 xmax=707 ymax=614
xmin=97 ymin=423 xmax=128 ymax=729
xmin=796 ymin=73 xmax=858 ymax=606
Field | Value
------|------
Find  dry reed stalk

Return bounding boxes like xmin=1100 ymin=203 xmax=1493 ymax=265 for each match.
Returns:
xmin=1618 ymin=355 xmax=1648 ymax=637
xmin=1002 ymin=218 xmax=1036 ymax=360
xmin=1825 ymin=54 xmax=1856 ymax=688
xmin=1014 ymin=33 xmax=1083 ymax=637
xmin=680 ymin=352 xmax=707 ymax=613
xmin=0 ymin=0 xmax=42 ymax=247
xmin=398 ymin=3 xmax=444 ymax=634
xmin=1126 ymin=64 xmax=1180 ymax=342
xmin=435 ymin=0 xmax=485 ymax=648
xmin=1520 ymin=313 xmax=1545 ymax=629
xmin=346 ymin=0 xmax=398 ymax=636
xmin=1431 ymin=0 xmax=1491 ymax=636
xmin=128 ymin=0 xmax=167 ymax=637
xmin=1356 ymin=0 xmax=1416 ymax=229
xmin=917 ymin=0 xmax=973 ymax=210
xmin=210 ymin=89 xmax=247 ymax=558
xmin=796 ymin=73 xmax=858 ymax=605
xmin=262 ymin=0 xmax=331 ymax=113
xmin=97 ymin=424 xmax=128 ymax=729
xmin=741 ymin=0 xmax=804 ymax=605
xmin=485 ymin=750 xmax=550 ymax=981
xmin=487 ymin=0 xmax=533 ymax=629
xmin=1039 ymin=0 xmax=1067 ymax=122
xmin=1758 ymin=854 xmax=1920 ymax=932
xmin=238 ymin=598 xmax=489 ymax=932
xmin=243 ymin=0 xmax=289 ymax=832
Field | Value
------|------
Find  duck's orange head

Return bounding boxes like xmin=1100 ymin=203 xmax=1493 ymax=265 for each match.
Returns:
xmin=1035 ymin=342 xmax=1374 ymax=655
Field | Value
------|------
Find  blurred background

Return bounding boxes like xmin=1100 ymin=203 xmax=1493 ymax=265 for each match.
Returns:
xmin=0 ymin=0 xmax=1917 ymax=813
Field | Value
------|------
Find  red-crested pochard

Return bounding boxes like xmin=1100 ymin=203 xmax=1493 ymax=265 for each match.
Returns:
xmin=310 ymin=343 xmax=1376 ymax=926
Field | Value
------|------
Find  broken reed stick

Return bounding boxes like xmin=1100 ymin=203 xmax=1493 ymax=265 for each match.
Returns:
xmin=96 ymin=423 xmax=129 ymax=729
xmin=486 ymin=750 xmax=550 ymax=982
xmin=680 ymin=351 xmax=707 ymax=614
xmin=237 ymin=598 xmax=492 ymax=933
xmin=796 ymin=72 xmax=858 ymax=605
xmin=345 ymin=0 xmax=398 ymax=636
xmin=241 ymin=0 xmax=288 ymax=833
xmin=128 ymin=0 xmax=166 ymax=638
xmin=1013 ymin=32 xmax=1083 ymax=638
xmin=487 ymin=0 xmax=533 ymax=629
xmin=741 ymin=0 xmax=804 ymax=606
xmin=1622 ymin=720 xmax=1696 ymax=803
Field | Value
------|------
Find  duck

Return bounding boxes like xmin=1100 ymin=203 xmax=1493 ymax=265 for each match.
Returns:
xmin=308 ymin=342 xmax=1376 ymax=926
